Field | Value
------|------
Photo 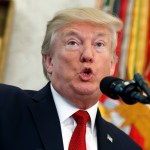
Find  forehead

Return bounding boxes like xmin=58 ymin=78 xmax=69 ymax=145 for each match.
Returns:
xmin=58 ymin=21 xmax=112 ymax=38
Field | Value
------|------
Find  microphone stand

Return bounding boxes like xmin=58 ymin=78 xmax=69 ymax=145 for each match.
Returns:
xmin=130 ymin=73 xmax=150 ymax=104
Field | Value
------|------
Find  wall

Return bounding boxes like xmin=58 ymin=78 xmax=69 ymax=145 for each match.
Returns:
xmin=4 ymin=0 xmax=96 ymax=90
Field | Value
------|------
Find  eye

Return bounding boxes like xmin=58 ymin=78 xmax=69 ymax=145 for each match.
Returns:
xmin=96 ymin=42 xmax=104 ymax=47
xmin=94 ymin=41 xmax=107 ymax=52
xmin=68 ymin=40 xmax=77 ymax=46
xmin=65 ymin=39 xmax=81 ymax=51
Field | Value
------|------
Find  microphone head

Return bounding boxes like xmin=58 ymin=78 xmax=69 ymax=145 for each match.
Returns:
xmin=100 ymin=76 xmax=139 ymax=105
xmin=100 ymin=76 xmax=124 ymax=99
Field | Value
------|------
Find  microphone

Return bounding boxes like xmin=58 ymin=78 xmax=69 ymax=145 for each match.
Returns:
xmin=100 ymin=76 xmax=147 ymax=105
xmin=134 ymin=73 xmax=150 ymax=99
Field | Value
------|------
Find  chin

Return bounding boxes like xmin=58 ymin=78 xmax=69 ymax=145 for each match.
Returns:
xmin=74 ymin=83 xmax=98 ymax=95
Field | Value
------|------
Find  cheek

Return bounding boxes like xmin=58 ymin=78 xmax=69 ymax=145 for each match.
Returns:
xmin=52 ymin=53 xmax=78 ymax=78
xmin=57 ymin=51 xmax=79 ymax=68
xmin=97 ymin=56 xmax=116 ymax=76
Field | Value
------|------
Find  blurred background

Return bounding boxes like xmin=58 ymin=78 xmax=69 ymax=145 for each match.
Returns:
xmin=0 ymin=0 xmax=150 ymax=150
xmin=0 ymin=0 xmax=96 ymax=89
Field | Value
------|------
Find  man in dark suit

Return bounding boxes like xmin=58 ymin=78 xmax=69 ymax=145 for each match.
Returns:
xmin=0 ymin=8 xmax=141 ymax=150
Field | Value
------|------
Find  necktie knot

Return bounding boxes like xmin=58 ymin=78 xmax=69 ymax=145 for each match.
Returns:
xmin=73 ymin=110 xmax=90 ymax=124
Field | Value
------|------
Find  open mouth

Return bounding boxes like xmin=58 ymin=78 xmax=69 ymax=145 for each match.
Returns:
xmin=80 ymin=67 xmax=93 ymax=80
xmin=83 ymin=68 xmax=92 ymax=75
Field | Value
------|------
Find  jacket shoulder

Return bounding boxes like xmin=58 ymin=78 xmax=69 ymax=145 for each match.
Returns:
xmin=0 ymin=83 xmax=36 ymax=106
xmin=0 ymin=83 xmax=35 ymax=96
xmin=103 ymin=117 xmax=142 ymax=149
xmin=96 ymin=109 xmax=142 ymax=150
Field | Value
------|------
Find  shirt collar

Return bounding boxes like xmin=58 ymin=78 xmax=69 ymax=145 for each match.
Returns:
xmin=50 ymin=83 xmax=99 ymax=133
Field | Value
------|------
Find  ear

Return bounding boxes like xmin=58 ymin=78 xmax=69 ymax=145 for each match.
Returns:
xmin=110 ymin=56 xmax=118 ymax=75
xmin=43 ymin=54 xmax=53 ymax=74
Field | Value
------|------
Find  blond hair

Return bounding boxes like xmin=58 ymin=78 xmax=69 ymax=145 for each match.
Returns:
xmin=41 ymin=7 xmax=123 ymax=80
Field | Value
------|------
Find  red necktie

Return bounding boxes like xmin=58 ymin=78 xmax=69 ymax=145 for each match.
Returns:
xmin=68 ymin=110 xmax=90 ymax=150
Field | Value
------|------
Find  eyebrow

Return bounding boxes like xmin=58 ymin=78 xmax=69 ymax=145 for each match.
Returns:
xmin=62 ymin=29 xmax=81 ymax=38
xmin=62 ymin=29 xmax=110 ymax=38
xmin=94 ymin=31 xmax=111 ymax=38
xmin=63 ymin=29 xmax=111 ymax=43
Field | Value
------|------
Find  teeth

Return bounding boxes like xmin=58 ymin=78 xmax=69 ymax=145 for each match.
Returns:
xmin=84 ymin=69 xmax=90 ymax=75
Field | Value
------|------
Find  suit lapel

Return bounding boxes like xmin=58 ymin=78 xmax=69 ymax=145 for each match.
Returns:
xmin=96 ymin=110 xmax=114 ymax=150
xmin=28 ymin=83 xmax=64 ymax=150
xmin=28 ymin=83 xmax=119 ymax=150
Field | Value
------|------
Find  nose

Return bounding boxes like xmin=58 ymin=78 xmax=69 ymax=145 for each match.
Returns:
xmin=80 ymin=45 xmax=94 ymax=63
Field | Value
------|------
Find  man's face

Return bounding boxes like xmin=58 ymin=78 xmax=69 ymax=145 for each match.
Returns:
xmin=44 ymin=21 xmax=117 ymax=108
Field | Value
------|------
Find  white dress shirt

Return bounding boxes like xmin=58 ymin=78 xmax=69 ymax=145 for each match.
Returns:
xmin=50 ymin=84 xmax=98 ymax=150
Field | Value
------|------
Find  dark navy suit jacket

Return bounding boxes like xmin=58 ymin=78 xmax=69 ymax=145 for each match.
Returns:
xmin=0 ymin=83 xmax=142 ymax=150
